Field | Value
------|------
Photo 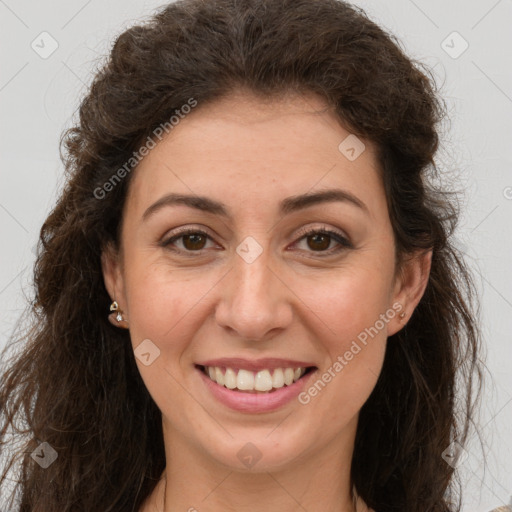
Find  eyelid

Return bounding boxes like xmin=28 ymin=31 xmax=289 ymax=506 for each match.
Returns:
xmin=160 ymin=223 xmax=353 ymax=255
xmin=293 ymin=224 xmax=351 ymax=244
xmin=289 ymin=224 xmax=353 ymax=256
xmin=160 ymin=225 xmax=218 ymax=250
xmin=161 ymin=224 xmax=215 ymax=239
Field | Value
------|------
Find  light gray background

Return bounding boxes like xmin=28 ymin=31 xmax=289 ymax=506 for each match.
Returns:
xmin=0 ymin=1 xmax=511 ymax=510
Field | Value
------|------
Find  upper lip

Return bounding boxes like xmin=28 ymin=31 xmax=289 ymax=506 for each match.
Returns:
xmin=196 ymin=358 xmax=317 ymax=372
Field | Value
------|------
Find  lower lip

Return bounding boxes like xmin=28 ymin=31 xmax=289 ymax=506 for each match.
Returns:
xmin=196 ymin=366 xmax=317 ymax=413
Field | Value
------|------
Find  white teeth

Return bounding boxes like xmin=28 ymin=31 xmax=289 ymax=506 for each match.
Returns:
xmin=254 ymin=369 xmax=273 ymax=391
xmin=272 ymin=368 xmax=285 ymax=388
xmin=202 ymin=365 xmax=309 ymax=392
xmin=224 ymin=368 xmax=237 ymax=389
xmin=283 ymin=368 xmax=295 ymax=386
xmin=237 ymin=369 xmax=254 ymax=390
xmin=214 ymin=367 xmax=224 ymax=386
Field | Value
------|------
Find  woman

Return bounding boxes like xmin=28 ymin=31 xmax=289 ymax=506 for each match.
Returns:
xmin=0 ymin=0 xmax=483 ymax=511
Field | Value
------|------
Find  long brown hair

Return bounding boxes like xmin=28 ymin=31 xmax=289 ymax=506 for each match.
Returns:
xmin=0 ymin=0 xmax=483 ymax=510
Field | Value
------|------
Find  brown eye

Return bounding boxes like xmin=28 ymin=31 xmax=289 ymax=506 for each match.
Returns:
xmin=181 ymin=233 xmax=207 ymax=251
xmin=161 ymin=229 xmax=215 ymax=253
xmin=306 ymin=233 xmax=331 ymax=251
xmin=293 ymin=227 xmax=353 ymax=256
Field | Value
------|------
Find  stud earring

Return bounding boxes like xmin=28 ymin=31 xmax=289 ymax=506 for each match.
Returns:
xmin=110 ymin=301 xmax=123 ymax=322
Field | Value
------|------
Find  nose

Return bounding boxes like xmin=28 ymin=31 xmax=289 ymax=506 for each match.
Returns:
xmin=214 ymin=243 xmax=293 ymax=342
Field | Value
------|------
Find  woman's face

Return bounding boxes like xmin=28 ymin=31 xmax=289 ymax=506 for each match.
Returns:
xmin=103 ymin=91 xmax=429 ymax=472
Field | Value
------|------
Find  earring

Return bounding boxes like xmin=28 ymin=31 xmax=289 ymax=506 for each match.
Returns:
xmin=110 ymin=301 xmax=123 ymax=322
xmin=399 ymin=311 xmax=406 ymax=320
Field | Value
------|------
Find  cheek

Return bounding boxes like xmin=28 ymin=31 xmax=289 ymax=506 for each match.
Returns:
xmin=292 ymin=262 xmax=393 ymax=410
xmin=122 ymin=253 xmax=213 ymax=343
xmin=295 ymin=262 xmax=395 ymax=346
xmin=121 ymin=259 xmax=206 ymax=418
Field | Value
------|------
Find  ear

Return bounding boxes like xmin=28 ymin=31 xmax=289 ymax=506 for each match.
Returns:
xmin=101 ymin=242 xmax=129 ymax=329
xmin=387 ymin=248 xmax=432 ymax=336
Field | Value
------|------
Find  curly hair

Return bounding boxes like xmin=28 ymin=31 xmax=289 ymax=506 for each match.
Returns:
xmin=0 ymin=0 xmax=482 ymax=510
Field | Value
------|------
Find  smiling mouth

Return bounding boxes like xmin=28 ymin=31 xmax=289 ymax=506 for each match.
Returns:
xmin=196 ymin=364 xmax=317 ymax=393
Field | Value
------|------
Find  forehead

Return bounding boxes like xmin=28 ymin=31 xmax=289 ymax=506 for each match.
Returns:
xmin=126 ymin=91 xmax=383 ymax=219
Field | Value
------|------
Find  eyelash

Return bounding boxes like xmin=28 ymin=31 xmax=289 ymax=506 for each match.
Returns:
xmin=160 ymin=225 xmax=353 ymax=257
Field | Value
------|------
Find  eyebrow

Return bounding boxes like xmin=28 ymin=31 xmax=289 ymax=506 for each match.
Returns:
xmin=142 ymin=188 xmax=368 ymax=222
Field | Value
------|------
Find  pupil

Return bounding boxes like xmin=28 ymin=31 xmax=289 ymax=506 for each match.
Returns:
xmin=184 ymin=234 xmax=205 ymax=250
xmin=308 ymin=234 xmax=329 ymax=251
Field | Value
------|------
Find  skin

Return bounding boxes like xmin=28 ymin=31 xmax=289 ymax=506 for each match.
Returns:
xmin=102 ymin=90 xmax=432 ymax=512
